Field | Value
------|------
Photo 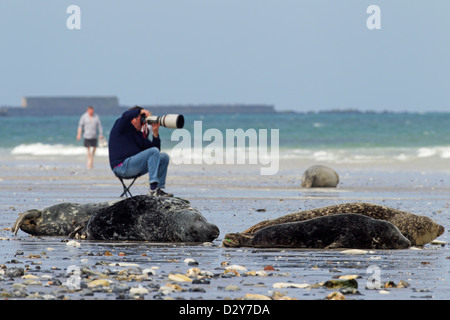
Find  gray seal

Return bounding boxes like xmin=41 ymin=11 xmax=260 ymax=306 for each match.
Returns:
xmin=301 ymin=165 xmax=339 ymax=188
xmin=223 ymin=214 xmax=411 ymax=249
xmin=12 ymin=200 xmax=120 ymax=236
xmin=242 ymin=202 xmax=445 ymax=246
xmin=74 ymin=195 xmax=220 ymax=242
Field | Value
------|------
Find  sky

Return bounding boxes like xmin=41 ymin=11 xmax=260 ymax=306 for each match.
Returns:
xmin=0 ymin=1 xmax=449 ymax=112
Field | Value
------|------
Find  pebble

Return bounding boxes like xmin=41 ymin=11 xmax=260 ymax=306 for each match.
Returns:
xmin=243 ymin=293 xmax=271 ymax=300
xmin=168 ymin=273 xmax=192 ymax=282
xmin=323 ymin=279 xmax=358 ymax=289
xmin=272 ymin=282 xmax=309 ymax=289
xmin=129 ymin=286 xmax=149 ymax=295
xmin=340 ymin=249 xmax=369 ymax=255
xmin=325 ymin=291 xmax=346 ymax=300
xmin=224 ymin=285 xmax=240 ymax=291
xmin=184 ymin=258 xmax=198 ymax=266
xmin=66 ymin=240 xmax=81 ymax=248
xmin=87 ymin=279 xmax=111 ymax=288
xmin=225 ymin=265 xmax=247 ymax=272
xmin=338 ymin=275 xmax=360 ymax=280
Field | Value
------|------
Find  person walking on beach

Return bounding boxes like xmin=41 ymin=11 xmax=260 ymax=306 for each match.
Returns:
xmin=108 ymin=106 xmax=173 ymax=197
xmin=77 ymin=106 xmax=104 ymax=169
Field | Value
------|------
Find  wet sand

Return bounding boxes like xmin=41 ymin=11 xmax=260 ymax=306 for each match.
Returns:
xmin=0 ymin=155 xmax=449 ymax=301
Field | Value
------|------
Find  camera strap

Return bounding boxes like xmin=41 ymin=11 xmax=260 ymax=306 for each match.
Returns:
xmin=142 ymin=123 xmax=149 ymax=139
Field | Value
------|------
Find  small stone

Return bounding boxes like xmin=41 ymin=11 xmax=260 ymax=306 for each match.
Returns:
xmin=129 ymin=286 xmax=149 ymax=295
xmin=66 ymin=240 xmax=81 ymax=248
xmin=264 ymin=265 xmax=276 ymax=271
xmin=339 ymin=287 xmax=360 ymax=295
xmin=168 ymin=273 xmax=192 ymax=282
xmin=192 ymin=278 xmax=210 ymax=285
xmin=108 ymin=262 xmax=140 ymax=267
xmin=273 ymin=282 xmax=309 ymax=289
xmin=243 ymin=293 xmax=271 ymax=300
xmin=397 ymin=280 xmax=410 ymax=288
xmin=5 ymin=267 xmax=24 ymax=278
xmin=87 ymin=279 xmax=111 ymax=288
xmin=142 ymin=268 xmax=156 ymax=276
xmin=324 ymin=279 xmax=358 ymax=289
xmin=184 ymin=258 xmax=198 ymax=266
xmin=338 ymin=275 xmax=360 ymax=280
xmin=225 ymin=265 xmax=247 ymax=272
xmin=340 ymin=249 xmax=368 ymax=255
xmin=186 ymin=268 xmax=201 ymax=277
xmin=325 ymin=292 xmax=346 ymax=300
xmin=224 ymin=285 xmax=240 ymax=291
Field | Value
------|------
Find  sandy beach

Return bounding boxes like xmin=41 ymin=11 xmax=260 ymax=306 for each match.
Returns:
xmin=0 ymin=154 xmax=449 ymax=302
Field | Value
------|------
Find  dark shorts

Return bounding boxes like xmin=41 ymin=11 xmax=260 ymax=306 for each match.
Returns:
xmin=84 ymin=138 xmax=98 ymax=148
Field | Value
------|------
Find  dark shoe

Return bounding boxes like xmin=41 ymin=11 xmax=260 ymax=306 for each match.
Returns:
xmin=148 ymin=188 xmax=174 ymax=197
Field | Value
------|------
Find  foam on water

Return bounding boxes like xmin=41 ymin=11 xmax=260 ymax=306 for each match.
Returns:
xmin=9 ymin=143 xmax=450 ymax=166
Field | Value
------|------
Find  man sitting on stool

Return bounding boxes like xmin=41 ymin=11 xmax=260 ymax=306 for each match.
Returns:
xmin=109 ymin=106 xmax=173 ymax=197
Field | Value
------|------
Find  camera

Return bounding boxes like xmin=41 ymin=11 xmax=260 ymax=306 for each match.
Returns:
xmin=141 ymin=114 xmax=185 ymax=129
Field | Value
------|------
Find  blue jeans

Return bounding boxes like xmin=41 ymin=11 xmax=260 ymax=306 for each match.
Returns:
xmin=113 ymin=147 xmax=169 ymax=189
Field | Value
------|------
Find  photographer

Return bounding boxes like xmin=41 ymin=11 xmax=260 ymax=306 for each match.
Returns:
xmin=108 ymin=106 xmax=172 ymax=197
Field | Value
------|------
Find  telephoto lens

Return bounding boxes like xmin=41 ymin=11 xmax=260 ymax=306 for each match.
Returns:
xmin=146 ymin=114 xmax=184 ymax=129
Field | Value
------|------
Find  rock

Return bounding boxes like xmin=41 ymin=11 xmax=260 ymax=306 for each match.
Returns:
xmin=87 ymin=279 xmax=111 ymax=288
xmin=225 ymin=265 xmax=247 ymax=272
xmin=184 ymin=258 xmax=199 ymax=266
xmin=129 ymin=286 xmax=149 ymax=295
xmin=272 ymin=282 xmax=310 ymax=289
xmin=325 ymin=292 xmax=346 ymax=300
xmin=243 ymin=293 xmax=272 ymax=300
xmin=66 ymin=240 xmax=81 ymax=248
xmin=338 ymin=275 xmax=361 ymax=280
xmin=224 ymin=285 xmax=241 ymax=291
xmin=340 ymin=249 xmax=369 ymax=255
xmin=168 ymin=273 xmax=192 ymax=282
xmin=324 ymin=279 xmax=358 ymax=289
xmin=5 ymin=267 xmax=24 ymax=278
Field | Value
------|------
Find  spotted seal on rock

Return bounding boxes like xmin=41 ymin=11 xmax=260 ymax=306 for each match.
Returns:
xmin=223 ymin=214 xmax=411 ymax=249
xmin=301 ymin=165 xmax=339 ymax=188
xmin=12 ymin=200 xmax=120 ymax=236
xmin=73 ymin=195 xmax=220 ymax=242
xmin=242 ymin=202 xmax=444 ymax=246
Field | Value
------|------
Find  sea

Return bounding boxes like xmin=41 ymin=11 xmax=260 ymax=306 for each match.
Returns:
xmin=1 ymin=112 xmax=450 ymax=166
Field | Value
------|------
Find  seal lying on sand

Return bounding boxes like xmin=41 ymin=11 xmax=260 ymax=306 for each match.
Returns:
xmin=242 ymin=202 xmax=444 ymax=246
xmin=301 ymin=165 xmax=339 ymax=188
xmin=12 ymin=200 xmax=120 ymax=236
xmin=223 ymin=214 xmax=411 ymax=249
xmin=73 ymin=195 xmax=220 ymax=242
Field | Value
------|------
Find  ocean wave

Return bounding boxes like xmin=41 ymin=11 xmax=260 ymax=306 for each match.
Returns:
xmin=11 ymin=143 xmax=109 ymax=157
xmin=278 ymin=146 xmax=450 ymax=163
xmin=9 ymin=143 xmax=450 ymax=164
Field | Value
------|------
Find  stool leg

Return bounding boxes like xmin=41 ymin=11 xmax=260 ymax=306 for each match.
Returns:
xmin=118 ymin=177 xmax=138 ymax=198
